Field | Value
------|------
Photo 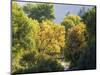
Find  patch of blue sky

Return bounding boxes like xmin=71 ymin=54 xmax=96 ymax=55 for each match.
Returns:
xmin=54 ymin=4 xmax=93 ymax=24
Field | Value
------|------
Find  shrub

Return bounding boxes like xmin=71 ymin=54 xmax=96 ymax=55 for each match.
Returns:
xmin=12 ymin=49 xmax=38 ymax=74
xmin=35 ymin=54 xmax=64 ymax=72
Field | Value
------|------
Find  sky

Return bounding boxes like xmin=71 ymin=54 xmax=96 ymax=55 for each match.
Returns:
xmin=53 ymin=4 xmax=93 ymax=23
xmin=17 ymin=2 xmax=94 ymax=24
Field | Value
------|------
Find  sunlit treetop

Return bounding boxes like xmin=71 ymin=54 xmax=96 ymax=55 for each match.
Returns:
xmin=67 ymin=22 xmax=87 ymax=50
xmin=61 ymin=14 xmax=82 ymax=29
xmin=12 ymin=2 xmax=40 ymax=51
xmin=37 ymin=20 xmax=65 ymax=54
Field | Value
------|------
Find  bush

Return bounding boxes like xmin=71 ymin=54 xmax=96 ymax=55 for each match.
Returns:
xmin=12 ymin=49 xmax=38 ymax=74
xmin=35 ymin=54 xmax=64 ymax=72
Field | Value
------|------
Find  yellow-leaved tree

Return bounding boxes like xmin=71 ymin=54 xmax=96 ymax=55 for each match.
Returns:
xmin=62 ymin=14 xmax=87 ymax=68
xmin=37 ymin=20 xmax=65 ymax=57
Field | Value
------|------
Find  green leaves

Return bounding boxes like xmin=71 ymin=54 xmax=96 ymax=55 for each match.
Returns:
xmin=61 ymin=14 xmax=82 ymax=29
xmin=82 ymin=7 xmax=96 ymax=35
xmin=12 ymin=2 xmax=39 ymax=50
xmin=23 ymin=3 xmax=55 ymax=22
xmin=12 ymin=2 xmax=40 ymax=73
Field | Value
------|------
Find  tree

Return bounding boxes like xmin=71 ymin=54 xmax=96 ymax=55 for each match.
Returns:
xmin=61 ymin=14 xmax=83 ymax=47
xmin=66 ymin=23 xmax=87 ymax=67
xmin=61 ymin=14 xmax=82 ymax=30
xmin=77 ymin=7 xmax=96 ymax=69
xmin=62 ymin=14 xmax=87 ymax=68
xmin=82 ymin=7 xmax=96 ymax=36
xmin=23 ymin=3 xmax=55 ymax=22
xmin=37 ymin=20 xmax=65 ymax=57
xmin=78 ymin=7 xmax=86 ymax=17
xmin=12 ymin=2 xmax=39 ymax=73
xmin=12 ymin=2 xmax=40 ymax=51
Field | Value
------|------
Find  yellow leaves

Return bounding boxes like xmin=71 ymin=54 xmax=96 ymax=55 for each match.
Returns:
xmin=42 ymin=20 xmax=54 ymax=26
xmin=68 ymin=22 xmax=86 ymax=35
xmin=37 ymin=20 xmax=65 ymax=53
xmin=66 ymin=14 xmax=81 ymax=23
xmin=67 ymin=21 xmax=87 ymax=51
xmin=62 ymin=14 xmax=82 ymax=30
xmin=62 ymin=14 xmax=87 ymax=53
xmin=53 ymin=44 xmax=61 ymax=53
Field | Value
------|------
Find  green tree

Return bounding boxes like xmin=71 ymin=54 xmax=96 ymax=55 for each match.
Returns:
xmin=12 ymin=2 xmax=39 ymax=73
xmin=61 ymin=14 xmax=82 ymax=30
xmin=82 ymin=7 xmax=96 ymax=36
xmin=78 ymin=7 xmax=86 ymax=17
xmin=12 ymin=2 xmax=39 ymax=51
xmin=23 ymin=3 xmax=55 ymax=22
xmin=77 ymin=7 xmax=96 ymax=69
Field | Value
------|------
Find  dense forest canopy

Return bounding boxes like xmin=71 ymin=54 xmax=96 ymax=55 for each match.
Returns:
xmin=12 ymin=2 xmax=96 ymax=74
